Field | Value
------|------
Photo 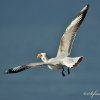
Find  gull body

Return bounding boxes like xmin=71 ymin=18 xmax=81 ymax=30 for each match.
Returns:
xmin=37 ymin=53 xmax=83 ymax=69
xmin=5 ymin=4 xmax=89 ymax=77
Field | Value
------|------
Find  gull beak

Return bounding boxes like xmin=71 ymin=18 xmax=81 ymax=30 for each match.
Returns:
xmin=37 ymin=54 xmax=42 ymax=59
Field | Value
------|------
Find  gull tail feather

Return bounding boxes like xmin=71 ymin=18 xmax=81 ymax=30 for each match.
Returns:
xmin=61 ymin=56 xmax=83 ymax=68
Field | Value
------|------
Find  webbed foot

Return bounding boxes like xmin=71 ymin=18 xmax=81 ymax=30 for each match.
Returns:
xmin=67 ymin=68 xmax=70 ymax=75
xmin=61 ymin=67 xmax=65 ymax=77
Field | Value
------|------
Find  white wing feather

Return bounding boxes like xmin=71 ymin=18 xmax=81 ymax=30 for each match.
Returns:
xmin=57 ymin=4 xmax=89 ymax=58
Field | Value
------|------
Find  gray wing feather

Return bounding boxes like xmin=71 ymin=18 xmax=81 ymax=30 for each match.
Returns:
xmin=5 ymin=62 xmax=52 ymax=74
xmin=57 ymin=4 xmax=89 ymax=58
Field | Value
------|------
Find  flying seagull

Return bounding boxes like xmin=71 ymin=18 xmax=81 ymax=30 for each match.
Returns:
xmin=5 ymin=4 xmax=89 ymax=77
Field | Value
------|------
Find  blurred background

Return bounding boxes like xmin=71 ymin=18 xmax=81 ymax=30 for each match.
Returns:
xmin=0 ymin=0 xmax=100 ymax=100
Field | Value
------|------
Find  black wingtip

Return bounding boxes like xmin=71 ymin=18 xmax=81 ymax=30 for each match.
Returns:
xmin=5 ymin=65 xmax=30 ymax=74
xmin=86 ymin=4 xmax=90 ymax=10
xmin=5 ymin=68 xmax=16 ymax=74
xmin=80 ymin=4 xmax=90 ymax=13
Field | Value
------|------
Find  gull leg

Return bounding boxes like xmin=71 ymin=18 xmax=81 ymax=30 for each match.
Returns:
xmin=61 ymin=67 xmax=65 ymax=77
xmin=67 ymin=68 xmax=70 ymax=75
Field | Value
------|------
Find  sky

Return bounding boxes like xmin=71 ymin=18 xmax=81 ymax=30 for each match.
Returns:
xmin=0 ymin=0 xmax=100 ymax=100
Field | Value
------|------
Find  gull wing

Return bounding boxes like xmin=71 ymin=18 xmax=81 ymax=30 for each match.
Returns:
xmin=56 ymin=4 xmax=89 ymax=58
xmin=5 ymin=62 xmax=53 ymax=74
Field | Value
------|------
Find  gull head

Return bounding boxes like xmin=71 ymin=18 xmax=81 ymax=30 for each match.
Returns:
xmin=37 ymin=53 xmax=48 ymax=62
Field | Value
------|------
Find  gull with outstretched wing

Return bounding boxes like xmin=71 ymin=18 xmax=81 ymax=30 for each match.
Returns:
xmin=5 ymin=4 xmax=89 ymax=77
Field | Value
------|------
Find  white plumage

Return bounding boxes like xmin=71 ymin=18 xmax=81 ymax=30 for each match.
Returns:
xmin=5 ymin=4 xmax=89 ymax=77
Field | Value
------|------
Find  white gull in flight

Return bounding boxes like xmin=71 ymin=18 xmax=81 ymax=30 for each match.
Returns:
xmin=5 ymin=4 xmax=89 ymax=77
